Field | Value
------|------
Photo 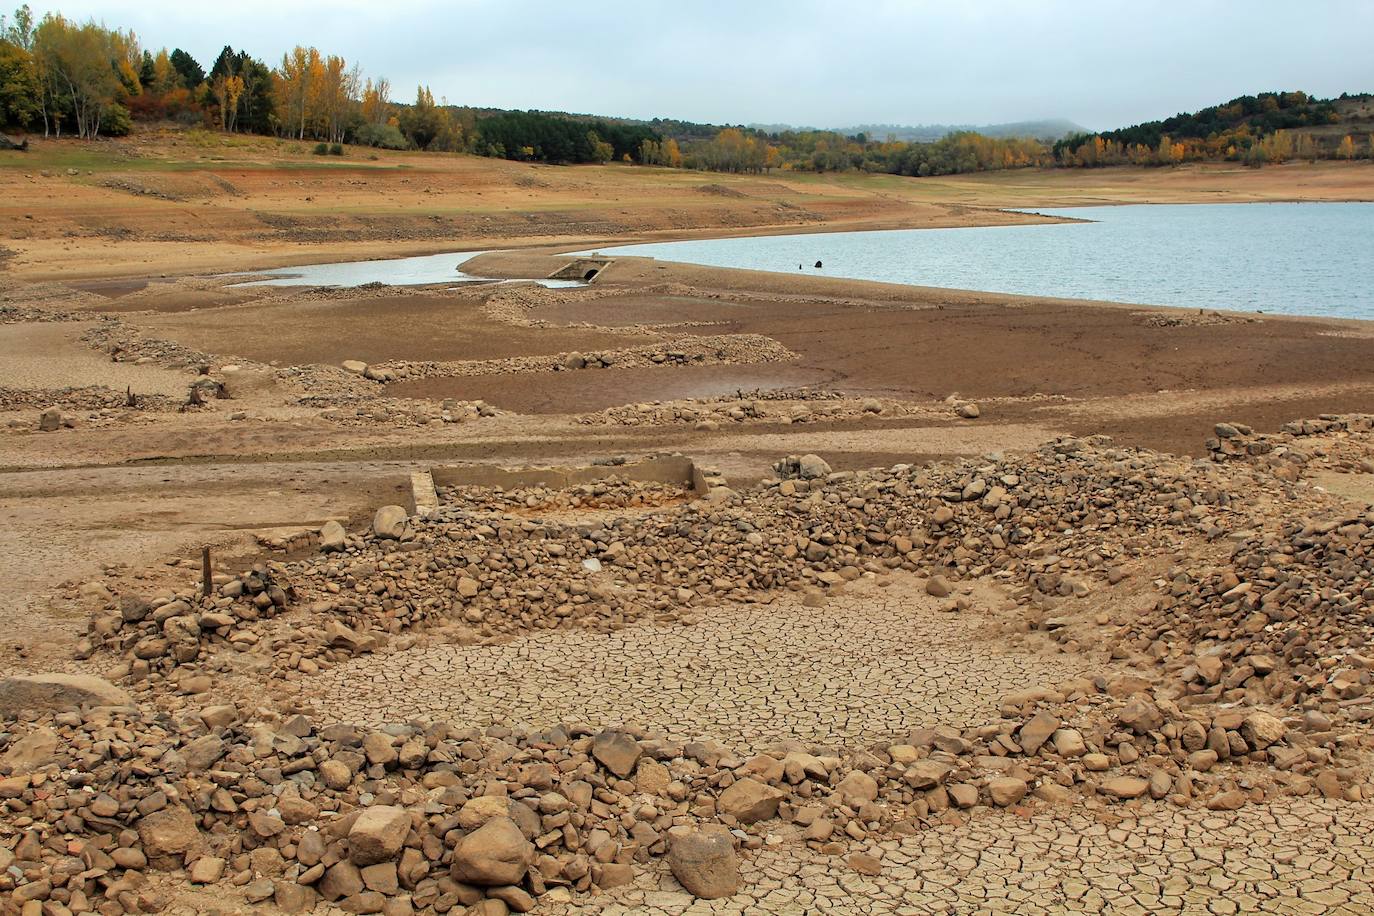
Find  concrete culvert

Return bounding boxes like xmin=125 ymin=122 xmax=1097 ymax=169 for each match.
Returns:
xmin=583 ymin=268 xmax=599 ymax=281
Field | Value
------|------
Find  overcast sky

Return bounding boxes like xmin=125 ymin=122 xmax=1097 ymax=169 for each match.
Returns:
xmin=28 ymin=0 xmax=1374 ymax=130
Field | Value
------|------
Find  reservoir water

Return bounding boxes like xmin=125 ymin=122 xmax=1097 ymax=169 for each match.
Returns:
xmin=228 ymin=251 xmax=584 ymax=289
xmin=579 ymin=202 xmax=1374 ymax=320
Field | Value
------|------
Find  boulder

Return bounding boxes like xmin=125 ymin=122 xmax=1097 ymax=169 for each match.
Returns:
xmin=668 ymin=829 xmax=740 ymax=899
xmin=372 ymin=505 xmax=408 ymax=540
xmin=1118 ymin=697 xmax=1163 ymax=734
xmin=342 ymin=360 xmax=368 ymax=375
xmin=39 ymin=406 xmax=62 ymax=431
xmin=181 ymin=734 xmax=227 ymax=771
xmin=797 ymin=454 xmax=831 ymax=480
xmin=349 ymin=805 xmax=412 ymax=866
xmin=320 ymin=520 xmax=347 ymax=551
xmin=833 ymin=770 xmax=879 ymax=806
xmin=0 ymin=673 xmax=131 ymax=717
xmin=987 ymin=777 xmax=1028 ymax=807
xmin=903 ymin=759 xmax=952 ymax=789
xmin=450 ymin=816 xmax=533 ymax=886
xmin=1018 ymin=711 xmax=1061 ymax=755
xmin=2 ymin=727 xmax=58 ymax=771
xmin=138 ymin=805 xmax=203 ymax=868
xmin=591 ymin=730 xmax=642 ymax=777
xmin=1240 ymin=711 xmax=1286 ymax=750
xmin=716 ymin=777 xmax=784 ymax=824
xmin=1050 ymin=728 xmax=1086 ymax=758
xmin=188 ymin=856 xmax=226 ymax=884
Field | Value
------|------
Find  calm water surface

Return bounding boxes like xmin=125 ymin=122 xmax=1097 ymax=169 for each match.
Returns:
xmin=581 ymin=203 xmax=1374 ymax=319
xmin=228 ymin=251 xmax=584 ymax=289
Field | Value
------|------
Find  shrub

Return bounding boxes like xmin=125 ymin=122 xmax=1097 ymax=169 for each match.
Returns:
xmin=312 ymin=142 xmax=328 ymax=155
xmin=100 ymin=104 xmax=133 ymax=137
xmin=329 ymin=142 xmax=343 ymax=156
xmin=353 ymin=122 xmax=409 ymax=150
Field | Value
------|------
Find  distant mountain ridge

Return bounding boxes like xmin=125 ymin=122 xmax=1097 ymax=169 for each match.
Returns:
xmin=747 ymin=118 xmax=1087 ymax=142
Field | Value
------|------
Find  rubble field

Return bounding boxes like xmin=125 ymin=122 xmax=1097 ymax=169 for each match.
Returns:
xmin=5 ymin=412 xmax=1374 ymax=915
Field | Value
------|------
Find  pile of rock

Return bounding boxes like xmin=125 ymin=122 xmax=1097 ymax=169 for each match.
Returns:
xmin=1140 ymin=311 xmax=1253 ymax=328
xmin=0 ymin=304 xmax=91 ymax=325
xmin=0 ymin=386 xmax=174 ymax=417
xmin=2 ymin=668 xmax=1363 ymax=913
xmin=578 ymin=394 xmax=926 ymax=428
xmin=260 ymin=434 xmax=1297 ymax=660
xmin=82 ymin=321 xmax=217 ymax=373
xmin=375 ymin=335 xmax=796 ymax=382
xmin=1118 ymin=509 xmax=1374 ymax=713
xmin=314 ymin=397 xmax=499 ymax=430
xmin=439 ymin=479 xmax=691 ymax=513
xmin=81 ymin=565 xmax=291 ymax=681
xmin=22 ymin=419 xmax=1374 ymax=911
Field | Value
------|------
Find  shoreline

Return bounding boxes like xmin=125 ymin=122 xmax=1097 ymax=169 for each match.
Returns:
xmin=108 ymin=198 xmax=1367 ymax=329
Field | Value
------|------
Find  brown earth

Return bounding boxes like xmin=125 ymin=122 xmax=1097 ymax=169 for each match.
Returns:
xmin=1 ymin=139 xmax=1372 ymax=653
xmin=4 ymin=129 xmax=1374 ymax=914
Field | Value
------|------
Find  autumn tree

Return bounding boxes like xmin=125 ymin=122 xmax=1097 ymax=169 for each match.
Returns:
xmin=274 ymin=45 xmax=317 ymax=139
xmin=0 ymin=6 xmax=38 ymax=129
xmin=587 ymin=130 xmax=613 ymax=163
xmin=361 ymin=76 xmax=389 ymax=125
xmin=32 ymin=14 xmax=135 ymax=138
xmin=1336 ymin=135 xmax=1355 ymax=160
xmin=211 ymin=72 xmax=243 ymax=130
xmin=2 ymin=3 xmax=32 ymax=48
xmin=0 ymin=35 xmax=38 ymax=128
xmin=398 ymin=84 xmax=443 ymax=149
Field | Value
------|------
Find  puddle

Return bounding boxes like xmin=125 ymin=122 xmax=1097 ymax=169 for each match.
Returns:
xmin=226 ymin=251 xmax=585 ymax=289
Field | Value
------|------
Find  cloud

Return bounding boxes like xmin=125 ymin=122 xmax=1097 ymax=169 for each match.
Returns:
xmin=36 ymin=0 xmax=1374 ymax=129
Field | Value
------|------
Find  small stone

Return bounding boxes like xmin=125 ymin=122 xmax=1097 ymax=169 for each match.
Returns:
xmin=189 ymin=856 xmax=226 ymax=884
xmin=1099 ymin=776 xmax=1149 ymax=800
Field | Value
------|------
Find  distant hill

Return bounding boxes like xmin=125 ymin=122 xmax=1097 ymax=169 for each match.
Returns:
xmin=1083 ymin=92 xmax=1371 ymax=150
xmin=748 ymin=119 xmax=1087 ymax=142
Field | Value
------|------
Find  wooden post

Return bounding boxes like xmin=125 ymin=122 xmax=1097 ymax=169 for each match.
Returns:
xmin=201 ymin=547 xmax=212 ymax=597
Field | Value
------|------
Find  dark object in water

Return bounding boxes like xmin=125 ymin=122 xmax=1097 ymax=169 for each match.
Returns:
xmin=814 ymin=260 xmax=823 ymax=269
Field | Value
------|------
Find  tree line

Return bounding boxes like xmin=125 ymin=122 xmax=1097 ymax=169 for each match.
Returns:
xmin=1 ymin=5 xmax=1370 ymax=173
xmin=0 ymin=5 xmax=649 ymax=163
xmin=1053 ymin=92 xmax=1373 ymax=167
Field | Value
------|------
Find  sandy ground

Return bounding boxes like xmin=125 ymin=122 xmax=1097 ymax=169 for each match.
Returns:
xmin=3 ymin=133 xmax=1374 ymax=914
xmin=0 ymin=136 xmax=1372 ymax=686
xmin=0 ymin=148 xmax=1372 ymax=657
xmin=0 ymin=322 xmax=191 ymax=395
xmin=3 ymin=130 xmax=1371 ymax=280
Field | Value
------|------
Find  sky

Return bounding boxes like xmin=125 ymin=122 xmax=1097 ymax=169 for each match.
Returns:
xmin=26 ymin=0 xmax=1374 ymax=131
